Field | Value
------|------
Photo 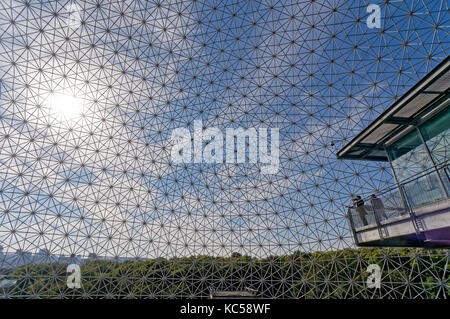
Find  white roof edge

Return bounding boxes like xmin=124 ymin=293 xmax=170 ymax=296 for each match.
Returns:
xmin=338 ymin=59 xmax=450 ymax=158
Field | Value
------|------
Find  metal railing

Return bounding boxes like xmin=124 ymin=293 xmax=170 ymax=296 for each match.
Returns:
xmin=347 ymin=160 xmax=450 ymax=243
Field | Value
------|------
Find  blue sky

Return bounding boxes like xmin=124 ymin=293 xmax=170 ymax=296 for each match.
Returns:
xmin=0 ymin=0 xmax=448 ymax=259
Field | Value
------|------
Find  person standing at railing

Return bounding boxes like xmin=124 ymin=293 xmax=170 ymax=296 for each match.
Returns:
xmin=370 ymin=194 xmax=388 ymax=221
xmin=353 ymin=196 xmax=368 ymax=226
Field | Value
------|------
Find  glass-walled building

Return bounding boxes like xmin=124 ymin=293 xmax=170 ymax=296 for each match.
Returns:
xmin=337 ymin=57 xmax=450 ymax=248
xmin=386 ymin=107 xmax=449 ymax=208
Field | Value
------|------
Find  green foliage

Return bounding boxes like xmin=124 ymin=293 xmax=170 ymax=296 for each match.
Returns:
xmin=4 ymin=248 xmax=449 ymax=298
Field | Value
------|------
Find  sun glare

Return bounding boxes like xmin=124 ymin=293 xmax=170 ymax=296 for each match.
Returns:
xmin=48 ymin=92 xmax=83 ymax=120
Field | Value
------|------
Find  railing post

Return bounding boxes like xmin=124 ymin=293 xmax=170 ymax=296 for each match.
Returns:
xmin=400 ymin=185 xmax=425 ymax=246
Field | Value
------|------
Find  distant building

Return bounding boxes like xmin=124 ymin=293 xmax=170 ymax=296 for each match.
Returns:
xmin=15 ymin=249 xmax=33 ymax=265
xmin=87 ymin=253 xmax=98 ymax=260
xmin=209 ymin=287 xmax=259 ymax=299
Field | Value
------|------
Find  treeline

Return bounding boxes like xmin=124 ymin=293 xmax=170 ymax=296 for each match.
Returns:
xmin=3 ymin=247 xmax=449 ymax=298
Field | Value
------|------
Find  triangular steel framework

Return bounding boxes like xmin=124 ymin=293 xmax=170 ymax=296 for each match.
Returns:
xmin=0 ymin=0 xmax=448 ymax=298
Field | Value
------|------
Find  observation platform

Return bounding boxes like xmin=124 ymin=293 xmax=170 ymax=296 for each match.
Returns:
xmin=338 ymin=56 xmax=450 ymax=248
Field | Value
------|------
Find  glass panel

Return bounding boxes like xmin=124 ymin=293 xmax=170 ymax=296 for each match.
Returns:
xmin=419 ymin=107 xmax=450 ymax=165
xmin=386 ymin=129 xmax=446 ymax=207
xmin=387 ymin=129 xmax=433 ymax=180
xmin=350 ymin=189 xmax=410 ymax=229
xmin=371 ymin=189 xmax=408 ymax=222
xmin=349 ymin=204 xmax=377 ymax=229
xmin=402 ymin=173 xmax=445 ymax=207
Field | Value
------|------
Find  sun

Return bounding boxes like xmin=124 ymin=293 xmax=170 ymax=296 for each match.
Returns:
xmin=47 ymin=92 xmax=84 ymax=120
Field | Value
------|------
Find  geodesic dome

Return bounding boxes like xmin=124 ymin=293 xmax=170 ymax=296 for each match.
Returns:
xmin=0 ymin=0 xmax=448 ymax=298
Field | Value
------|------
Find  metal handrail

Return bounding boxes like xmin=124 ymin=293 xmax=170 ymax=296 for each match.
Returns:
xmin=347 ymin=159 xmax=449 ymax=244
xmin=346 ymin=159 xmax=449 ymax=208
